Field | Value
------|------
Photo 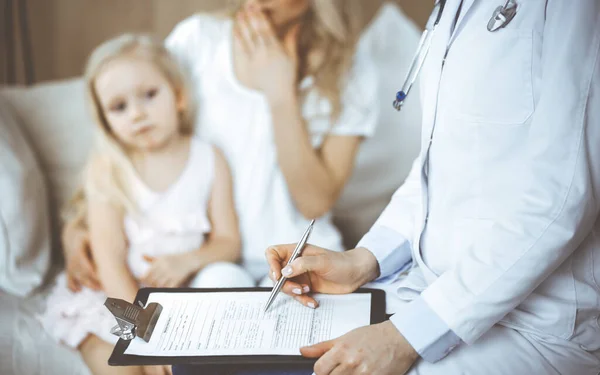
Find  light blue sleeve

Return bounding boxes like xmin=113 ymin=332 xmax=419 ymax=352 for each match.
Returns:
xmin=356 ymin=225 xmax=462 ymax=362
xmin=356 ymin=225 xmax=412 ymax=279
xmin=390 ymin=297 xmax=462 ymax=362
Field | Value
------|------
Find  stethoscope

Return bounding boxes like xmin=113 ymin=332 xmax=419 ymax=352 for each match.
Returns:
xmin=393 ymin=0 xmax=518 ymax=111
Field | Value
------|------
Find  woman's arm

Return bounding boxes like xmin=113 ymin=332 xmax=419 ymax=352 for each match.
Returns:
xmin=87 ymin=198 xmax=138 ymax=302
xmin=234 ymin=9 xmax=374 ymax=219
xmin=270 ymin=94 xmax=362 ymax=219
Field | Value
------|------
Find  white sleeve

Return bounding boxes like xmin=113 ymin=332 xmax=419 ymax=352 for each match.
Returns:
xmin=303 ymin=37 xmax=380 ymax=139
xmin=422 ymin=1 xmax=600 ymax=345
xmin=164 ymin=14 xmax=224 ymax=80
xmin=329 ymin=41 xmax=380 ymax=138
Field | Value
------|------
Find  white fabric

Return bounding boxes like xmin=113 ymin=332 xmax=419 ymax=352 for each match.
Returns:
xmin=333 ymin=3 xmax=423 ymax=248
xmin=188 ymin=262 xmax=254 ymax=288
xmin=359 ymin=226 xmax=462 ymax=363
xmin=0 ymin=95 xmax=51 ymax=297
xmin=165 ymin=14 xmax=379 ymax=279
xmin=39 ymin=139 xmax=223 ymax=348
xmin=371 ymin=0 xmax=600 ymax=368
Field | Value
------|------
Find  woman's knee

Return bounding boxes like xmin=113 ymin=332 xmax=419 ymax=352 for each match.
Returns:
xmin=188 ymin=262 xmax=255 ymax=288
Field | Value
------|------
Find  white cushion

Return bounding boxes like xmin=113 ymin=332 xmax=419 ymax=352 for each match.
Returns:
xmin=0 ymin=95 xmax=51 ymax=296
xmin=333 ymin=3 xmax=423 ymax=247
xmin=0 ymin=79 xmax=94 ymax=256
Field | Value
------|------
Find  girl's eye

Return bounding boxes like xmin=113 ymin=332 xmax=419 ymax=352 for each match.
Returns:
xmin=145 ymin=88 xmax=158 ymax=99
xmin=110 ymin=101 xmax=127 ymax=112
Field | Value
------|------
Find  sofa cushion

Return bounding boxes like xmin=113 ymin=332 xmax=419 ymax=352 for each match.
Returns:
xmin=333 ymin=3 xmax=423 ymax=248
xmin=0 ymin=79 xmax=94 ymax=259
xmin=0 ymin=95 xmax=51 ymax=296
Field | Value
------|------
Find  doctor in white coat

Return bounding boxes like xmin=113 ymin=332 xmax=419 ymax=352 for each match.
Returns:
xmin=267 ymin=0 xmax=600 ymax=374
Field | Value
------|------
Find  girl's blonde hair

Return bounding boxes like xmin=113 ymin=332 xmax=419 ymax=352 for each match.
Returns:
xmin=67 ymin=34 xmax=193 ymax=220
xmin=230 ymin=0 xmax=365 ymax=120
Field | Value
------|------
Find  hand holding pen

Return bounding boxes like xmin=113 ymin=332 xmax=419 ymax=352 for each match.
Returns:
xmin=264 ymin=224 xmax=380 ymax=311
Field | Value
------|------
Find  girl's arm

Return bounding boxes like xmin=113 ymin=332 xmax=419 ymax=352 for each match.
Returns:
xmin=87 ymin=198 xmax=139 ymax=302
xmin=270 ymin=94 xmax=363 ymax=219
xmin=189 ymin=147 xmax=241 ymax=269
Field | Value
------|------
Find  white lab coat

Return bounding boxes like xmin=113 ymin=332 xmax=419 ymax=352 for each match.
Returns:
xmin=374 ymin=0 xmax=600 ymax=373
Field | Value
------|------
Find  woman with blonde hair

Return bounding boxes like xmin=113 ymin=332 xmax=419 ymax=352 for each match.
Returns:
xmin=63 ymin=0 xmax=378 ymax=302
xmin=40 ymin=33 xmax=242 ymax=375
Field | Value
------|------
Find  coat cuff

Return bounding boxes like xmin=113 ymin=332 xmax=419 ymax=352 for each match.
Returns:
xmin=356 ymin=225 xmax=412 ymax=279
xmin=389 ymin=297 xmax=462 ymax=363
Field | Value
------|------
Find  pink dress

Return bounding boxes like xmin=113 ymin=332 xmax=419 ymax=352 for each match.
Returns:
xmin=39 ymin=139 xmax=215 ymax=348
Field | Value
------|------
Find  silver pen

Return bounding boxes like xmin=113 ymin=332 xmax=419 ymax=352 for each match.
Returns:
xmin=263 ymin=219 xmax=315 ymax=312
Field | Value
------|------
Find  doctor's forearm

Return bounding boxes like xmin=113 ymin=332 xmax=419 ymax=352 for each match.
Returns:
xmin=269 ymin=94 xmax=342 ymax=218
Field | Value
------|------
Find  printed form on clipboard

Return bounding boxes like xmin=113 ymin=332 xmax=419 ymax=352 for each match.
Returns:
xmin=124 ymin=291 xmax=372 ymax=357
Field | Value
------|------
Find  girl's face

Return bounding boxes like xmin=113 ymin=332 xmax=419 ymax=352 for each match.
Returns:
xmin=94 ymin=57 xmax=183 ymax=152
xmin=244 ymin=0 xmax=310 ymax=29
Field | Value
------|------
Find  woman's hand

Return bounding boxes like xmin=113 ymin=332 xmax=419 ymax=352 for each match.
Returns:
xmin=62 ymin=221 xmax=101 ymax=292
xmin=233 ymin=6 xmax=299 ymax=101
xmin=140 ymin=253 xmax=199 ymax=288
xmin=265 ymin=245 xmax=380 ymax=308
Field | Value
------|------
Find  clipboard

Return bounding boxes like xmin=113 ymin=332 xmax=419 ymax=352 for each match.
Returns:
xmin=108 ymin=287 xmax=386 ymax=368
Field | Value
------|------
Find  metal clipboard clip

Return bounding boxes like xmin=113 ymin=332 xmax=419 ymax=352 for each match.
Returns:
xmin=104 ymin=298 xmax=162 ymax=342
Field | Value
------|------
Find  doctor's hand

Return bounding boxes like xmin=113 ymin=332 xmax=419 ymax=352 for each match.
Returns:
xmin=265 ymin=245 xmax=380 ymax=308
xmin=301 ymin=321 xmax=419 ymax=375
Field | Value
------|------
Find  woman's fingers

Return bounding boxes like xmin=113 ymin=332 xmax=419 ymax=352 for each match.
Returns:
xmin=248 ymin=7 xmax=277 ymax=47
xmin=235 ymin=11 xmax=257 ymax=53
xmin=66 ymin=274 xmax=81 ymax=293
xmin=265 ymin=244 xmax=294 ymax=280
xmin=283 ymin=254 xmax=330 ymax=279
xmin=294 ymin=295 xmax=319 ymax=309
xmin=79 ymin=254 xmax=102 ymax=290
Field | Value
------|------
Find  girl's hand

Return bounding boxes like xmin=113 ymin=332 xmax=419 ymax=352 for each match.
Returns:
xmin=265 ymin=245 xmax=380 ymax=308
xmin=140 ymin=253 xmax=198 ymax=288
xmin=233 ymin=7 xmax=300 ymax=102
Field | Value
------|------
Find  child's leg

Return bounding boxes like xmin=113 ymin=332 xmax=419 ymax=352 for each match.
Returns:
xmin=188 ymin=262 xmax=255 ymax=288
xmin=79 ymin=334 xmax=144 ymax=375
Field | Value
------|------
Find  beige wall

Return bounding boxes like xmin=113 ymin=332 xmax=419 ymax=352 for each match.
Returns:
xmin=11 ymin=0 xmax=433 ymax=84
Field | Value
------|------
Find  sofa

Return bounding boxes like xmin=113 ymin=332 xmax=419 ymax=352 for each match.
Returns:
xmin=0 ymin=4 xmax=422 ymax=374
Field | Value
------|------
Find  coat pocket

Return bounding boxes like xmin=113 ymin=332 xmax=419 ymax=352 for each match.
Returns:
xmin=449 ymin=28 xmax=535 ymax=125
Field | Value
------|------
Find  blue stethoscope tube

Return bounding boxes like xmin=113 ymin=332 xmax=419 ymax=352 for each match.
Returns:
xmin=393 ymin=0 xmax=446 ymax=111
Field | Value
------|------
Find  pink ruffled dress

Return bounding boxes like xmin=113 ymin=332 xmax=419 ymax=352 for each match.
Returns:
xmin=39 ymin=139 xmax=214 ymax=348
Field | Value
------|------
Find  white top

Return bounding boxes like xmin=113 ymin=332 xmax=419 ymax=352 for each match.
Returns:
xmin=124 ymin=138 xmax=214 ymax=279
xmin=165 ymin=14 xmax=378 ymax=279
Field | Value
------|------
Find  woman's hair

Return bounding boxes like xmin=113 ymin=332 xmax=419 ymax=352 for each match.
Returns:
xmin=67 ymin=33 xmax=193 ymax=219
xmin=230 ymin=0 xmax=365 ymax=120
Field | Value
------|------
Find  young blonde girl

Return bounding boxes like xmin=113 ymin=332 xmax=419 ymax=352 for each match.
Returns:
xmin=40 ymin=34 xmax=246 ymax=375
